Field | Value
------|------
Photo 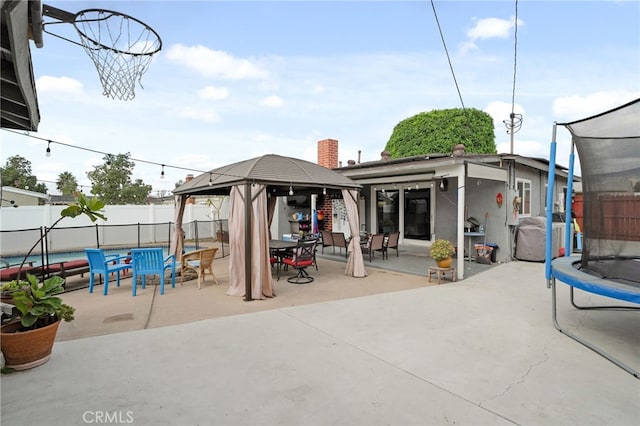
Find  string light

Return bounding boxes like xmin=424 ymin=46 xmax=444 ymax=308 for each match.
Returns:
xmin=208 ymin=173 xmax=213 ymax=186
xmin=322 ymin=186 xmax=327 ymax=195
xmin=160 ymin=164 xmax=165 ymax=179
xmin=2 ymin=128 xmax=245 ymax=181
xmin=46 ymin=141 xmax=51 ymax=157
xmin=289 ymin=185 xmax=294 ymax=196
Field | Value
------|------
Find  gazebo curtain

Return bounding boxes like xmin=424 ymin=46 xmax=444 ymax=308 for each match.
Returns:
xmin=227 ymin=184 xmax=274 ymax=299
xmin=343 ymin=189 xmax=367 ymax=278
xmin=169 ymin=195 xmax=187 ymax=261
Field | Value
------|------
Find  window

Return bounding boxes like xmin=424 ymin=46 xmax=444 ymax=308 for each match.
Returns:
xmin=516 ymin=179 xmax=531 ymax=216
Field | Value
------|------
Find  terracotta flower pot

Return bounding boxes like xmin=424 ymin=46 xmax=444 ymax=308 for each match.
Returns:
xmin=1 ymin=319 xmax=60 ymax=370
xmin=436 ymin=256 xmax=453 ymax=268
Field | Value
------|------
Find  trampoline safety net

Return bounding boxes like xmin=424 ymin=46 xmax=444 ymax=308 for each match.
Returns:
xmin=559 ymin=98 xmax=640 ymax=284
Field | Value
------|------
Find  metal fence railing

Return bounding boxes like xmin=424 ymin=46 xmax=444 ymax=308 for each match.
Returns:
xmin=0 ymin=220 xmax=229 ymax=265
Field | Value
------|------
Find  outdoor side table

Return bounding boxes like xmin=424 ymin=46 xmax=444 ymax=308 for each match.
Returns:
xmin=427 ymin=266 xmax=456 ymax=284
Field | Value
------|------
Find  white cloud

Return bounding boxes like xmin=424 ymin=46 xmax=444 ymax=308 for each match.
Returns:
xmin=198 ymin=86 xmax=229 ymax=100
xmin=496 ymin=138 xmax=548 ymax=158
xmin=466 ymin=16 xmax=522 ymax=41
xmin=485 ymin=100 xmax=525 ymax=130
xmin=261 ymin=95 xmax=283 ymax=108
xmin=311 ymin=84 xmax=325 ymax=95
xmin=177 ymin=107 xmax=221 ymax=123
xmin=165 ymin=44 xmax=268 ymax=79
xmin=459 ymin=16 xmax=523 ymax=54
xmin=36 ymin=76 xmax=83 ymax=95
xmin=552 ymin=91 xmax=640 ymax=121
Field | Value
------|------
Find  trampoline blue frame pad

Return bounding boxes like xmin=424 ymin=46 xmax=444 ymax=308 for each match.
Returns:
xmin=551 ymin=256 xmax=640 ymax=304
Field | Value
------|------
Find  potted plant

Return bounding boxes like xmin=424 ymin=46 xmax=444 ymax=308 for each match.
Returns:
xmin=430 ymin=239 xmax=455 ymax=268
xmin=1 ymin=193 xmax=106 ymax=371
xmin=0 ymin=281 xmax=21 ymax=305
xmin=1 ymin=275 xmax=74 ymax=370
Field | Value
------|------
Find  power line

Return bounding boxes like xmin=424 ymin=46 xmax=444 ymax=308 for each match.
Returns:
xmin=504 ymin=0 xmax=523 ymax=154
xmin=430 ymin=0 xmax=465 ymax=110
xmin=510 ymin=0 xmax=519 ymax=115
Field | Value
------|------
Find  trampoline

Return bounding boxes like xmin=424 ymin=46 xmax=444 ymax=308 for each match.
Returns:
xmin=546 ymin=98 xmax=640 ymax=379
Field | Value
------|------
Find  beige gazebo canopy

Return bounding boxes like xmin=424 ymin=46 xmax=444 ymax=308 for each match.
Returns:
xmin=172 ymin=154 xmax=366 ymax=301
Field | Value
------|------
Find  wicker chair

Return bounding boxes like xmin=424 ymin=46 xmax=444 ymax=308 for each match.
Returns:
xmin=181 ymin=247 xmax=219 ymax=289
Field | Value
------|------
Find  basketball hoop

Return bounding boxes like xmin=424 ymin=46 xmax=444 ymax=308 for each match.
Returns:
xmin=42 ymin=6 xmax=162 ymax=101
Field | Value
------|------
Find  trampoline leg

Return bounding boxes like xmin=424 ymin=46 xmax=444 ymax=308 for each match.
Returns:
xmin=551 ymin=278 xmax=639 ymax=379
xmin=570 ymin=286 xmax=640 ymax=311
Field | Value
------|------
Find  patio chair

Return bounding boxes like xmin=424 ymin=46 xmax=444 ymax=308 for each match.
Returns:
xmin=386 ymin=232 xmax=400 ymax=257
xmin=130 ymin=248 xmax=176 ymax=296
xmin=320 ymin=230 xmax=333 ymax=254
xmin=331 ymin=232 xmax=350 ymax=258
xmin=85 ymin=248 xmax=132 ymax=296
xmin=282 ymin=239 xmax=317 ymax=284
xmin=181 ymin=247 xmax=219 ymax=289
xmin=362 ymin=233 xmax=386 ymax=262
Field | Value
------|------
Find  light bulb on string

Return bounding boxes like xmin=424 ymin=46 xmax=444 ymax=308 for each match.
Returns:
xmin=289 ymin=185 xmax=294 ymax=196
xmin=45 ymin=141 xmax=51 ymax=157
xmin=208 ymin=173 xmax=213 ymax=186
xmin=160 ymin=165 xmax=165 ymax=179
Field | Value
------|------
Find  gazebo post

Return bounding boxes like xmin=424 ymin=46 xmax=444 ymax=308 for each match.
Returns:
xmin=244 ymin=182 xmax=252 ymax=301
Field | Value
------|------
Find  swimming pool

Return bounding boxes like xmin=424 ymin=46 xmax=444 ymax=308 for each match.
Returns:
xmin=2 ymin=246 xmax=195 ymax=268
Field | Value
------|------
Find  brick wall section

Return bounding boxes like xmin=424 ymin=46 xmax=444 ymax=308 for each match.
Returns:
xmin=317 ymin=139 xmax=339 ymax=169
xmin=319 ymin=198 xmax=333 ymax=231
xmin=317 ymin=139 xmax=339 ymax=231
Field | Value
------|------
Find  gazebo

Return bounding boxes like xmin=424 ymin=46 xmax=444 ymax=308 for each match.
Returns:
xmin=172 ymin=154 xmax=366 ymax=301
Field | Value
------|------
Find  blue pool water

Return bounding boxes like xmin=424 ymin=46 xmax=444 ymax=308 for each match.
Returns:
xmin=3 ymin=246 xmax=193 ymax=268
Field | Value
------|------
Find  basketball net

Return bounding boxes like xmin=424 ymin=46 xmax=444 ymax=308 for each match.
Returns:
xmin=73 ymin=9 xmax=162 ymax=101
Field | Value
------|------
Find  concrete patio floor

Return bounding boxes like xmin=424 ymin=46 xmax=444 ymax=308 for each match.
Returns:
xmin=1 ymin=253 xmax=638 ymax=426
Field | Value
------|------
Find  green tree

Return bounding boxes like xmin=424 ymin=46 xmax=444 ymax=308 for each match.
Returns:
xmin=384 ymin=108 xmax=497 ymax=158
xmin=0 ymin=155 xmax=48 ymax=193
xmin=56 ymin=171 xmax=78 ymax=195
xmin=86 ymin=153 xmax=152 ymax=205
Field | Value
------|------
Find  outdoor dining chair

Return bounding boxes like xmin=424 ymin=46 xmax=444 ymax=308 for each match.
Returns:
xmin=130 ymin=248 xmax=176 ymax=296
xmin=320 ymin=230 xmax=333 ymax=254
xmin=281 ymin=239 xmax=317 ymax=284
xmin=386 ymin=232 xmax=400 ymax=257
xmin=85 ymin=248 xmax=132 ymax=295
xmin=331 ymin=232 xmax=350 ymax=258
xmin=362 ymin=233 xmax=386 ymax=262
xmin=180 ymin=247 xmax=219 ymax=289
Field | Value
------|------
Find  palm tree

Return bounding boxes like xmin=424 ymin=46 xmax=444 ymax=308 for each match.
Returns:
xmin=56 ymin=171 xmax=78 ymax=195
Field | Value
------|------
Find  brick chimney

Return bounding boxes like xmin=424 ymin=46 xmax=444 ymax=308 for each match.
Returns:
xmin=380 ymin=150 xmax=391 ymax=161
xmin=317 ymin=139 xmax=338 ymax=169
xmin=316 ymin=139 xmax=338 ymax=233
xmin=453 ymin=144 xmax=465 ymax=156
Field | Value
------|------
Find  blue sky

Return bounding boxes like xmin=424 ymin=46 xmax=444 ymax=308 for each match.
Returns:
xmin=2 ymin=0 xmax=639 ymax=195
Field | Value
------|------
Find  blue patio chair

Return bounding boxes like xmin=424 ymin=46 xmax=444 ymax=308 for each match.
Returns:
xmin=130 ymin=248 xmax=176 ymax=296
xmin=85 ymin=248 xmax=132 ymax=295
